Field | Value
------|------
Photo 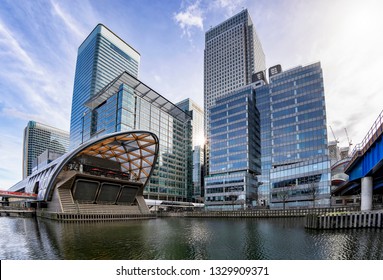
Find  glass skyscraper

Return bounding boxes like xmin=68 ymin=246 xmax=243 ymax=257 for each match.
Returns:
xmin=205 ymin=85 xmax=261 ymax=210
xmin=204 ymin=9 xmax=265 ymax=134
xmin=204 ymin=9 xmax=265 ymax=184
xmin=203 ymin=10 xmax=265 ymax=208
xmin=69 ymin=24 xmax=140 ymax=150
xmin=256 ymin=63 xmax=331 ymax=208
xmin=23 ymin=121 xmax=69 ymax=178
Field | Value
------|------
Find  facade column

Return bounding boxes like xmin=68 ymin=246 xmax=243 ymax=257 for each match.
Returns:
xmin=361 ymin=177 xmax=373 ymax=211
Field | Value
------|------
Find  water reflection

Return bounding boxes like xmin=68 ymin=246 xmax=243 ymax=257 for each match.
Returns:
xmin=1 ymin=217 xmax=382 ymax=260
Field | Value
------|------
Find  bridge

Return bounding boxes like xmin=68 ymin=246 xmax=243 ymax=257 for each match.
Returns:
xmin=0 ymin=190 xmax=37 ymax=199
xmin=342 ymin=110 xmax=383 ymax=211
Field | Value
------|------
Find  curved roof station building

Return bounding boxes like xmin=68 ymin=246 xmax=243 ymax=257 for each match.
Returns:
xmin=9 ymin=131 xmax=159 ymax=221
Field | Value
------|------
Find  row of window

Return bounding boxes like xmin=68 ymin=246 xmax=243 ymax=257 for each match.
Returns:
xmin=211 ymin=161 xmax=248 ymax=172
xmin=206 ymin=186 xmax=245 ymax=194
xmin=272 ymin=149 xmax=327 ymax=164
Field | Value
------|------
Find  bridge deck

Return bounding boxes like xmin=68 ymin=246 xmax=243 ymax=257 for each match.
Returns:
xmin=0 ymin=190 xmax=37 ymax=199
xmin=345 ymin=110 xmax=383 ymax=180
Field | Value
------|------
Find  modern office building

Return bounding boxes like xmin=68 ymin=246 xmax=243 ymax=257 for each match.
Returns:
xmin=81 ymin=71 xmax=192 ymax=202
xmin=69 ymin=24 xmax=140 ymax=150
xmin=256 ymin=63 xmax=331 ymax=208
xmin=23 ymin=121 xmax=69 ymax=178
xmin=204 ymin=9 xmax=265 ymax=134
xmin=69 ymin=24 xmax=192 ymax=203
xmin=176 ymin=98 xmax=204 ymax=201
xmin=205 ymin=85 xmax=261 ymax=210
xmin=204 ymin=9 xmax=266 ymax=181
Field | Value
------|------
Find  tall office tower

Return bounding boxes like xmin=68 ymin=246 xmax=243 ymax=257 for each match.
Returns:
xmin=23 ymin=121 xmax=69 ymax=178
xmin=205 ymin=85 xmax=261 ymax=210
xmin=256 ymin=63 xmax=331 ymax=208
xmin=176 ymin=98 xmax=204 ymax=201
xmin=69 ymin=24 xmax=140 ymax=149
xmin=83 ymin=71 xmax=192 ymax=202
xmin=204 ymin=9 xmax=265 ymax=179
xmin=204 ymin=9 xmax=265 ymax=135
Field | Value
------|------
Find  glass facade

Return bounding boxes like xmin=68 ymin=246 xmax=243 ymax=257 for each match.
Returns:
xmin=254 ymin=81 xmax=272 ymax=206
xmin=204 ymin=9 xmax=265 ymax=117
xmin=204 ymin=9 xmax=266 ymax=178
xmin=256 ymin=62 xmax=331 ymax=208
xmin=23 ymin=121 xmax=69 ymax=178
xmin=205 ymin=85 xmax=261 ymax=210
xmin=69 ymin=24 xmax=140 ymax=150
xmin=192 ymin=145 xmax=204 ymax=202
xmin=81 ymin=78 xmax=192 ymax=202
xmin=176 ymin=98 xmax=204 ymax=148
xmin=176 ymin=99 xmax=205 ymax=201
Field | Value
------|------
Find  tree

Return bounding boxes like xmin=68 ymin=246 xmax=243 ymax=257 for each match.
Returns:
xmin=308 ymin=182 xmax=319 ymax=208
xmin=277 ymin=187 xmax=289 ymax=210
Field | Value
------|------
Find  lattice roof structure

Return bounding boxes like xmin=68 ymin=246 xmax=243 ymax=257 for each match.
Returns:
xmin=9 ymin=131 xmax=159 ymax=201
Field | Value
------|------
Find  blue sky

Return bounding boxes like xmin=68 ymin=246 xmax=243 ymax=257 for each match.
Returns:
xmin=1 ymin=0 xmax=383 ymax=189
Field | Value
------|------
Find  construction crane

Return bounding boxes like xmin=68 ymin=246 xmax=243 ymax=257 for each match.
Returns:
xmin=329 ymin=125 xmax=339 ymax=143
xmin=344 ymin=128 xmax=353 ymax=148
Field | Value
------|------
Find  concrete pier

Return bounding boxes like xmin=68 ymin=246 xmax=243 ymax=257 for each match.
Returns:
xmin=361 ymin=177 xmax=373 ymax=211
xmin=37 ymin=210 xmax=156 ymax=222
xmin=305 ymin=210 xmax=383 ymax=229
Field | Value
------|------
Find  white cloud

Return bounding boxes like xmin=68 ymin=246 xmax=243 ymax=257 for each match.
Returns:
xmin=0 ymin=19 xmax=70 ymax=128
xmin=213 ymin=0 xmax=246 ymax=17
xmin=50 ymin=0 xmax=86 ymax=39
xmin=0 ymin=0 xmax=101 ymax=188
xmin=174 ymin=0 xmax=204 ymax=39
xmin=0 ymin=133 xmax=23 ymax=189
xmin=0 ymin=21 xmax=37 ymax=71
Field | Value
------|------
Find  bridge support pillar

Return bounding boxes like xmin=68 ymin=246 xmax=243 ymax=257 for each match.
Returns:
xmin=361 ymin=176 xmax=373 ymax=211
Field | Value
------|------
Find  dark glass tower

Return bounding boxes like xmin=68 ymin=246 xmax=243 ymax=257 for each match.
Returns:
xmin=69 ymin=24 xmax=140 ymax=149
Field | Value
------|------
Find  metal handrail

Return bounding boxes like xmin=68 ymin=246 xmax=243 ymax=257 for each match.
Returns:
xmin=346 ymin=110 xmax=383 ymax=169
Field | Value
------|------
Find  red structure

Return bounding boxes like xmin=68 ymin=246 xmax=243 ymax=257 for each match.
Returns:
xmin=0 ymin=190 xmax=37 ymax=199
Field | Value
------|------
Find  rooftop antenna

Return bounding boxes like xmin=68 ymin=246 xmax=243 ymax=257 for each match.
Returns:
xmin=344 ymin=128 xmax=353 ymax=148
xmin=329 ymin=125 xmax=339 ymax=143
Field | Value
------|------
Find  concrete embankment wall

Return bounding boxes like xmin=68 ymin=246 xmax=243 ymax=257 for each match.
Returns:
xmin=305 ymin=211 xmax=383 ymax=229
xmin=0 ymin=208 xmax=35 ymax=218
xmin=36 ymin=210 xmax=156 ymax=222
xmin=158 ymin=207 xmax=356 ymax=218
